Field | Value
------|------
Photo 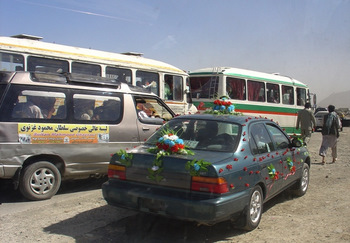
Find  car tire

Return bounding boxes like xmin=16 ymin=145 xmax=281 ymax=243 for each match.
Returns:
xmin=239 ymin=185 xmax=263 ymax=231
xmin=19 ymin=161 xmax=61 ymax=200
xmin=292 ymin=163 xmax=310 ymax=197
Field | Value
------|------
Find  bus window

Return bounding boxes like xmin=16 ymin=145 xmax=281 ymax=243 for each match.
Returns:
xmin=226 ymin=77 xmax=246 ymax=100
xmin=72 ymin=62 xmax=101 ymax=76
xmin=248 ymin=80 xmax=265 ymax=102
xmin=27 ymin=56 xmax=69 ymax=73
xmin=106 ymin=67 xmax=132 ymax=84
xmin=136 ymin=70 xmax=159 ymax=96
xmin=296 ymin=87 xmax=307 ymax=106
xmin=164 ymin=75 xmax=183 ymax=101
xmin=190 ymin=76 xmax=218 ymax=99
xmin=0 ymin=52 xmax=24 ymax=71
xmin=282 ymin=85 xmax=294 ymax=105
xmin=11 ymin=90 xmax=66 ymax=119
xmin=73 ymin=94 xmax=122 ymax=122
xmin=267 ymin=83 xmax=280 ymax=103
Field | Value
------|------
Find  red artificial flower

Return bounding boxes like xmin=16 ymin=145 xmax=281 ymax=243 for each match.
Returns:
xmin=230 ymin=184 xmax=235 ymax=188
xmin=241 ymin=148 xmax=245 ymax=152
xmin=234 ymin=158 xmax=238 ymax=161
xmin=219 ymin=168 xmax=224 ymax=173
xmin=243 ymin=167 xmax=248 ymax=171
xmin=245 ymin=183 xmax=250 ymax=187
xmin=249 ymin=171 xmax=254 ymax=175
xmin=162 ymin=144 xmax=169 ymax=151
xmin=226 ymin=164 xmax=233 ymax=170
xmin=291 ymin=166 xmax=296 ymax=173
xmin=171 ymin=144 xmax=179 ymax=152
xmin=244 ymin=156 xmax=248 ymax=159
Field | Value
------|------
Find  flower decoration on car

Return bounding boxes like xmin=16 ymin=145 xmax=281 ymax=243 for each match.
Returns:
xmin=286 ymin=157 xmax=296 ymax=173
xmin=267 ymin=164 xmax=279 ymax=180
xmin=147 ymin=129 xmax=194 ymax=183
xmin=185 ymin=159 xmax=212 ymax=176
xmin=204 ymin=96 xmax=242 ymax=115
xmin=114 ymin=149 xmax=133 ymax=167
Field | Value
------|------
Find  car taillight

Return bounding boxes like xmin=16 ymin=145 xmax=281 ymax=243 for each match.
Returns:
xmin=191 ymin=176 xmax=228 ymax=194
xmin=108 ymin=164 xmax=126 ymax=180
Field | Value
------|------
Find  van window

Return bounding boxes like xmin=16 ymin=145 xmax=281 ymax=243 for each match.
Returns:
xmin=134 ymin=96 xmax=173 ymax=122
xmin=11 ymin=90 xmax=66 ymax=120
xmin=73 ymin=93 xmax=122 ymax=122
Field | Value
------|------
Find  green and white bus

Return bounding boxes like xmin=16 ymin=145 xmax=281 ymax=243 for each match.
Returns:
xmin=189 ymin=67 xmax=314 ymax=134
xmin=0 ymin=34 xmax=196 ymax=115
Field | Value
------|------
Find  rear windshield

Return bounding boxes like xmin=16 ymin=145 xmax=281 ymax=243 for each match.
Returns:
xmin=146 ymin=118 xmax=241 ymax=152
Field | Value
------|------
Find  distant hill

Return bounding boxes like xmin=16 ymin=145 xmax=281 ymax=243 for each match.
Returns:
xmin=318 ymin=90 xmax=350 ymax=109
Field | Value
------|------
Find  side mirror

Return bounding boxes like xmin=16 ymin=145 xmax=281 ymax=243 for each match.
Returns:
xmin=291 ymin=137 xmax=303 ymax=147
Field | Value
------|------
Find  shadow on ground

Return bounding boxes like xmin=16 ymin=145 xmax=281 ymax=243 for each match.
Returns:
xmin=0 ymin=177 xmax=107 ymax=203
xmin=44 ymin=191 xmax=295 ymax=243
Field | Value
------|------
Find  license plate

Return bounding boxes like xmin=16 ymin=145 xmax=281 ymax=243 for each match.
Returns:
xmin=139 ymin=198 xmax=166 ymax=213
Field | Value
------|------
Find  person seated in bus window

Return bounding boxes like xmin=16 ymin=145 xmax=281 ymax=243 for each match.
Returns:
xmin=297 ymin=94 xmax=305 ymax=106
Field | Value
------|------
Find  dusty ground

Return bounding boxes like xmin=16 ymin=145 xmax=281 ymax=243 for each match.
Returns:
xmin=1 ymin=128 xmax=350 ymax=243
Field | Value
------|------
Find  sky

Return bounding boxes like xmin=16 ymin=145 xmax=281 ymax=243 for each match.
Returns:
xmin=1 ymin=0 xmax=350 ymax=103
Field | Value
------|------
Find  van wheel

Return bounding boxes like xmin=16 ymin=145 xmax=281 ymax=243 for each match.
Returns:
xmin=19 ymin=162 xmax=61 ymax=200
xmin=292 ymin=163 xmax=309 ymax=197
xmin=237 ymin=186 xmax=263 ymax=231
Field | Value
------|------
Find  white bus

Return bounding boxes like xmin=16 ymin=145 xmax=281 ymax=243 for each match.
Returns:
xmin=189 ymin=67 xmax=314 ymax=134
xmin=0 ymin=34 xmax=196 ymax=115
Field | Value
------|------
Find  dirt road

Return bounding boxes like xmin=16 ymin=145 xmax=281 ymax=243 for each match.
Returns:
xmin=1 ymin=128 xmax=350 ymax=243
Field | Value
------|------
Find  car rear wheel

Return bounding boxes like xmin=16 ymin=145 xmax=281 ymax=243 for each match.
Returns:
xmin=237 ymin=185 xmax=263 ymax=231
xmin=19 ymin=161 xmax=61 ymax=200
xmin=292 ymin=163 xmax=309 ymax=197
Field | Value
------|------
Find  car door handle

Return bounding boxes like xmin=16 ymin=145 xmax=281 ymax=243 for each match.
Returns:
xmin=142 ymin=127 xmax=150 ymax=131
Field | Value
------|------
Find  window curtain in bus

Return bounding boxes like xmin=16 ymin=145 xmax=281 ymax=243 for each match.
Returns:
xmin=227 ymin=78 xmax=245 ymax=100
xmin=248 ymin=81 xmax=263 ymax=102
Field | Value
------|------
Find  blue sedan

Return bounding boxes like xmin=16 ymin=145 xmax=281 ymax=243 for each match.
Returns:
xmin=102 ymin=114 xmax=310 ymax=231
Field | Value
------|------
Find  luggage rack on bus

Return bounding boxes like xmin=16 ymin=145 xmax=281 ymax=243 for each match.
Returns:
xmin=31 ymin=72 xmax=122 ymax=88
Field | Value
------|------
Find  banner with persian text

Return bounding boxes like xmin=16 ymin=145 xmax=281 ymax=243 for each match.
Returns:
xmin=18 ymin=123 xmax=109 ymax=144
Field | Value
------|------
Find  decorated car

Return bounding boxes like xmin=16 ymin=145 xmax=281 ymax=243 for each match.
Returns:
xmin=102 ymin=100 xmax=310 ymax=231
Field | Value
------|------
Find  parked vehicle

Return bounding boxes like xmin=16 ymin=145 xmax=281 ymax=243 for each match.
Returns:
xmin=102 ymin=113 xmax=310 ymax=231
xmin=0 ymin=71 xmax=174 ymax=200
xmin=315 ymin=111 xmax=329 ymax=131
xmin=315 ymin=111 xmax=342 ymax=131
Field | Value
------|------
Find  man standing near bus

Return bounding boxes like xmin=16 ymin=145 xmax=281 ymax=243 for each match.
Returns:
xmin=296 ymin=102 xmax=316 ymax=144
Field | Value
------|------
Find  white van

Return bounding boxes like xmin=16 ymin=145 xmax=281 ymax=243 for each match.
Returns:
xmin=0 ymin=71 xmax=174 ymax=200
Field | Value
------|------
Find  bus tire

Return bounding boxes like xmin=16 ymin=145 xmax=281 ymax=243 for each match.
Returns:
xmin=19 ymin=161 xmax=61 ymax=201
